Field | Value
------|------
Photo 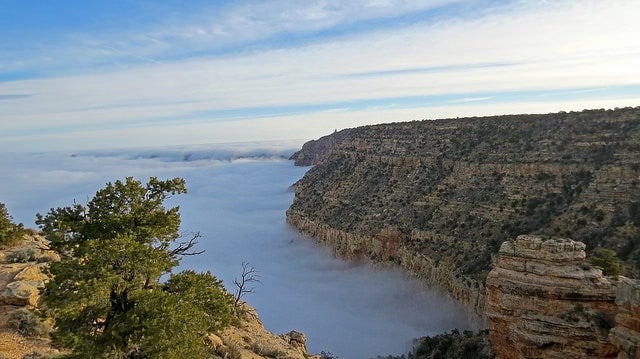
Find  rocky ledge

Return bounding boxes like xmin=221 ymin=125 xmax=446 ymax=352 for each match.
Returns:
xmin=485 ymin=235 xmax=639 ymax=359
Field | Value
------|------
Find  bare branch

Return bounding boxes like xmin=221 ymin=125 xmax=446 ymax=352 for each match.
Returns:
xmin=168 ymin=232 xmax=204 ymax=257
xmin=233 ymin=261 xmax=261 ymax=307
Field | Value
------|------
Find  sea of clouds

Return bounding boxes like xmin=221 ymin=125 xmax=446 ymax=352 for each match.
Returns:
xmin=0 ymin=141 xmax=477 ymax=358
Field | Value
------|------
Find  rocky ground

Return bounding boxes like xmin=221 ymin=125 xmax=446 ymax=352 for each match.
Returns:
xmin=0 ymin=235 xmax=61 ymax=358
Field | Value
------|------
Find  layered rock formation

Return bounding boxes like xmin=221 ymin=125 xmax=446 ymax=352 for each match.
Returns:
xmin=486 ymin=235 xmax=640 ymax=359
xmin=287 ymin=107 xmax=640 ymax=312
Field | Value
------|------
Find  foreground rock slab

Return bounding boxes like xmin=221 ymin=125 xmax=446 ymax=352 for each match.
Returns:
xmin=486 ymin=235 xmax=640 ymax=359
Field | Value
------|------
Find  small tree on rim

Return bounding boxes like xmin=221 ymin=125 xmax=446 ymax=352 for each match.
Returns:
xmin=37 ymin=177 xmax=233 ymax=359
xmin=0 ymin=202 xmax=25 ymax=247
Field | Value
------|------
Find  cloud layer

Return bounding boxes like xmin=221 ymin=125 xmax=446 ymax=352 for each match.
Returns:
xmin=1 ymin=0 xmax=639 ymax=151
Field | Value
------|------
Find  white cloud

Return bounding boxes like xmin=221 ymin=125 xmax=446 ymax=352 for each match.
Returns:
xmin=1 ymin=0 xmax=639 ymax=151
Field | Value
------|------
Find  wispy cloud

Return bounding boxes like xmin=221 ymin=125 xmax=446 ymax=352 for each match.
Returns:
xmin=0 ymin=0 xmax=466 ymax=77
xmin=0 ymin=94 xmax=33 ymax=100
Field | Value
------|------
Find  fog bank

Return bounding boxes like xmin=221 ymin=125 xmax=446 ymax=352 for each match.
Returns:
xmin=0 ymin=143 xmax=476 ymax=358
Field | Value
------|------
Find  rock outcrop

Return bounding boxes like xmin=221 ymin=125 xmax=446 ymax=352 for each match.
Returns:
xmin=217 ymin=303 xmax=316 ymax=359
xmin=1 ymin=280 xmax=45 ymax=307
xmin=485 ymin=235 xmax=640 ymax=359
xmin=0 ymin=235 xmax=61 ymax=358
xmin=0 ymin=241 xmax=51 ymax=308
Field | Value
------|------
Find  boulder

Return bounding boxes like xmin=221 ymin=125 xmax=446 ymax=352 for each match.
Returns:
xmin=205 ymin=333 xmax=223 ymax=349
xmin=280 ymin=330 xmax=307 ymax=349
xmin=1 ymin=280 xmax=45 ymax=307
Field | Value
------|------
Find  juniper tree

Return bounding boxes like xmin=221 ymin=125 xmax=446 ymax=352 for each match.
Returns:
xmin=37 ymin=177 xmax=233 ymax=358
xmin=0 ymin=202 xmax=25 ymax=247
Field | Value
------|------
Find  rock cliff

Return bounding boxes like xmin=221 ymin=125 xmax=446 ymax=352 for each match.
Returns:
xmin=287 ymin=107 xmax=640 ymax=312
xmin=485 ymin=235 xmax=619 ymax=358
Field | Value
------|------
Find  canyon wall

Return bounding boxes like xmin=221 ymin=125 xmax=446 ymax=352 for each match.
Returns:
xmin=286 ymin=214 xmax=486 ymax=313
xmin=287 ymin=107 xmax=640 ymax=313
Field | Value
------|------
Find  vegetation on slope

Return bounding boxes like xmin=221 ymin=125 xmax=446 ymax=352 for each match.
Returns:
xmin=36 ymin=177 xmax=234 ymax=358
xmin=288 ymin=107 xmax=640 ymax=281
xmin=410 ymin=329 xmax=494 ymax=359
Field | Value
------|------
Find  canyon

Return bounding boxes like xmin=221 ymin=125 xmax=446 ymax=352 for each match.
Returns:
xmin=287 ymin=107 xmax=640 ymax=357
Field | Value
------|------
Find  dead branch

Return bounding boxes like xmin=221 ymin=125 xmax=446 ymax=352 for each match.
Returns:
xmin=168 ymin=232 xmax=204 ymax=257
xmin=233 ymin=261 xmax=261 ymax=307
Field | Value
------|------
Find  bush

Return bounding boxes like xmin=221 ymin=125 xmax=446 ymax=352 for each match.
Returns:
xmin=0 ymin=202 xmax=25 ymax=247
xmin=589 ymin=248 xmax=624 ymax=276
xmin=6 ymin=247 xmax=42 ymax=263
xmin=249 ymin=341 xmax=286 ymax=358
xmin=320 ymin=352 xmax=343 ymax=359
xmin=216 ymin=344 xmax=241 ymax=359
xmin=7 ymin=308 xmax=52 ymax=338
xmin=21 ymin=352 xmax=57 ymax=359
xmin=411 ymin=329 xmax=494 ymax=359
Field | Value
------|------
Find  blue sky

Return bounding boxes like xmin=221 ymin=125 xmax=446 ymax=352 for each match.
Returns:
xmin=1 ymin=0 xmax=639 ymax=152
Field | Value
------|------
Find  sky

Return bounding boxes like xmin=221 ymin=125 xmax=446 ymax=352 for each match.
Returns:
xmin=1 ymin=0 xmax=640 ymax=152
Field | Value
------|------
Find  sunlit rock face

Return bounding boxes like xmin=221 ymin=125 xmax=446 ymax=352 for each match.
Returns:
xmin=485 ymin=235 xmax=621 ymax=359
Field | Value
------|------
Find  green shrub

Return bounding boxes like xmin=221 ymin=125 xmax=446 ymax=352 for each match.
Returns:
xmin=7 ymin=308 xmax=52 ymax=338
xmin=6 ymin=247 xmax=42 ymax=263
xmin=249 ymin=341 xmax=287 ymax=358
xmin=0 ymin=202 xmax=25 ymax=247
xmin=411 ymin=329 xmax=494 ymax=359
xmin=589 ymin=248 xmax=624 ymax=276
xmin=21 ymin=352 xmax=57 ymax=359
xmin=216 ymin=344 xmax=242 ymax=359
